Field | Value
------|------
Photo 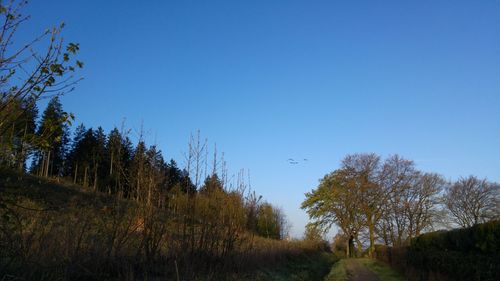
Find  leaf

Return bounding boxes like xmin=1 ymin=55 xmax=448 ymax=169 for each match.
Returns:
xmin=67 ymin=43 xmax=80 ymax=54
xmin=50 ymin=64 xmax=64 ymax=75
xmin=44 ymin=76 xmax=55 ymax=86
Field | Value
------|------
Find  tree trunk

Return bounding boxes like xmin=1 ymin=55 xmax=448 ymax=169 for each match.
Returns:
xmin=110 ymin=150 xmax=114 ymax=175
xmin=45 ymin=150 xmax=51 ymax=177
xmin=93 ymin=163 xmax=98 ymax=192
xmin=74 ymin=162 xmax=78 ymax=184
xmin=17 ymin=122 xmax=28 ymax=172
xmin=83 ymin=166 xmax=88 ymax=187
xmin=347 ymin=234 xmax=354 ymax=258
xmin=368 ymin=220 xmax=375 ymax=258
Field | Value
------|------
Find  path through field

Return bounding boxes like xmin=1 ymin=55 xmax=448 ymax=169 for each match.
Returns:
xmin=344 ymin=259 xmax=380 ymax=281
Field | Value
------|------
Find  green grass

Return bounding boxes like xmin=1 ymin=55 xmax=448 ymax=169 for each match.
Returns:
xmin=324 ymin=259 xmax=348 ymax=281
xmin=358 ymin=258 xmax=406 ymax=281
xmin=233 ymin=252 xmax=337 ymax=281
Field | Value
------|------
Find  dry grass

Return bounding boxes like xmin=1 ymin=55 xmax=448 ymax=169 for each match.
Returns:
xmin=0 ymin=169 xmax=329 ymax=281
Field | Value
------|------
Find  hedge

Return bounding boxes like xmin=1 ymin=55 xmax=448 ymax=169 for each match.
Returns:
xmin=374 ymin=220 xmax=500 ymax=281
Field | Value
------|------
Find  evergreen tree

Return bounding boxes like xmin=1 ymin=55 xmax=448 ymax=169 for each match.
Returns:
xmin=200 ymin=174 xmax=224 ymax=194
xmin=31 ymin=96 xmax=70 ymax=177
xmin=119 ymin=134 xmax=134 ymax=197
xmin=92 ymin=127 xmax=107 ymax=191
xmin=0 ymin=97 xmax=38 ymax=171
xmin=73 ymin=128 xmax=96 ymax=186
xmin=129 ymin=140 xmax=147 ymax=200
xmin=64 ymin=123 xmax=86 ymax=180
xmin=164 ymin=159 xmax=183 ymax=191
xmin=144 ymin=145 xmax=168 ymax=206
xmin=181 ymin=169 xmax=197 ymax=194
xmin=105 ymin=128 xmax=123 ymax=194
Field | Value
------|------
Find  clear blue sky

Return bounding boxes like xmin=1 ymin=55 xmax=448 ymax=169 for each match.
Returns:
xmin=24 ymin=0 xmax=499 ymax=237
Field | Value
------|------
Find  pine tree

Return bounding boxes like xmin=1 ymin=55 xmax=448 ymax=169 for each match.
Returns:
xmin=65 ymin=123 xmax=86 ymax=181
xmin=0 ymin=97 xmax=38 ymax=171
xmin=92 ymin=127 xmax=107 ymax=191
xmin=200 ymin=174 xmax=224 ymax=194
xmin=130 ymin=141 xmax=147 ymax=201
xmin=105 ymin=128 xmax=122 ymax=194
xmin=15 ymin=99 xmax=38 ymax=171
xmin=31 ymin=96 xmax=70 ymax=177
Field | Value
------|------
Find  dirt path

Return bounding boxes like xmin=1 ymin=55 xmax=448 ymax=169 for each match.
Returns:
xmin=344 ymin=259 xmax=381 ymax=281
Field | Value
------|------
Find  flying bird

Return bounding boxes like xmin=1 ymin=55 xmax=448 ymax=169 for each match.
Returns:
xmin=287 ymin=158 xmax=305 ymax=165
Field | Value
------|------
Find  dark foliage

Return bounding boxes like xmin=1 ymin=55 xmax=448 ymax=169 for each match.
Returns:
xmin=375 ymin=220 xmax=500 ymax=281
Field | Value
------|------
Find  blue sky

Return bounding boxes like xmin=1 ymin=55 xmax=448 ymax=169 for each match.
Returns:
xmin=24 ymin=0 xmax=500 ymax=237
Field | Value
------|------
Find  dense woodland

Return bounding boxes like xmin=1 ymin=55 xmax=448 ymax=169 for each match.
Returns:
xmin=0 ymin=93 xmax=289 ymax=239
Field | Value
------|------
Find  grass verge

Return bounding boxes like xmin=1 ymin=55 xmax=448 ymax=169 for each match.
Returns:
xmin=358 ymin=258 xmax=406 ymax=281
xmin=324 ymin=259 xmax=348 ymax=281
xmin=232 ymin=252 xmax=336 ymax=281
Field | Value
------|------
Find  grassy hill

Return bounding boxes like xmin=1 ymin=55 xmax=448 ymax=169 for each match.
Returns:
xmin=0 ymin=169 xmax=333 ymax=281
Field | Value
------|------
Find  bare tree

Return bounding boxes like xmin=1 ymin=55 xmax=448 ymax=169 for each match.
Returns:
xmin=378 ymin=155 xmax=418 ymax=246
xmin=377 ymin=155 xmax=444 ymax=246
xmin=407 ymin=173 xmax=444 ymax=237
xmin=443 ymin=176 xmax=500 ymax=228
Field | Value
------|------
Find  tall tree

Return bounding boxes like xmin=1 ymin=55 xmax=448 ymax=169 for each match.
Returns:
xmin=406 ymin=173 xmax=444 ymax=238
xmin=31 ymin=96 xmax=70 ymax=177
xmin=341 ymin=153 xmax=384 ymax=257
xmin=0 ymin=97 xmax=37 ymax=171
xmin=92 ymin=127 xmax=107 ymax=191
xmin=302 ymin=169 xmax=364 ymax=257
xmin=130 ymin=140 xmax=147 ymax=201
xmin=377 ymin=155 xmax=444 ymax=246
xmin=64 ymin=123 xmax=86 ymax=182
xmin=105 ymin=127 xmax=125 ymax=194
xmin=444 ymin=176 xmax=500 ymax=227
xmin=377 ymin=155 xmax=417 ymax=246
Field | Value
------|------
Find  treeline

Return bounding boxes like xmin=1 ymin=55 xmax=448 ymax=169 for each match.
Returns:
xmin=0 ymin=96 xmax=288 ymax=241
xmin=302 ymin=153 xmax=500 ymax=257
xmin=0 ymin=96 xmax=308 ymax=280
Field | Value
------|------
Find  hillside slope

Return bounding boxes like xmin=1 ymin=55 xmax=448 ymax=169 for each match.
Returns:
xmin=0 ymin=169 xmax=332 ymax=281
